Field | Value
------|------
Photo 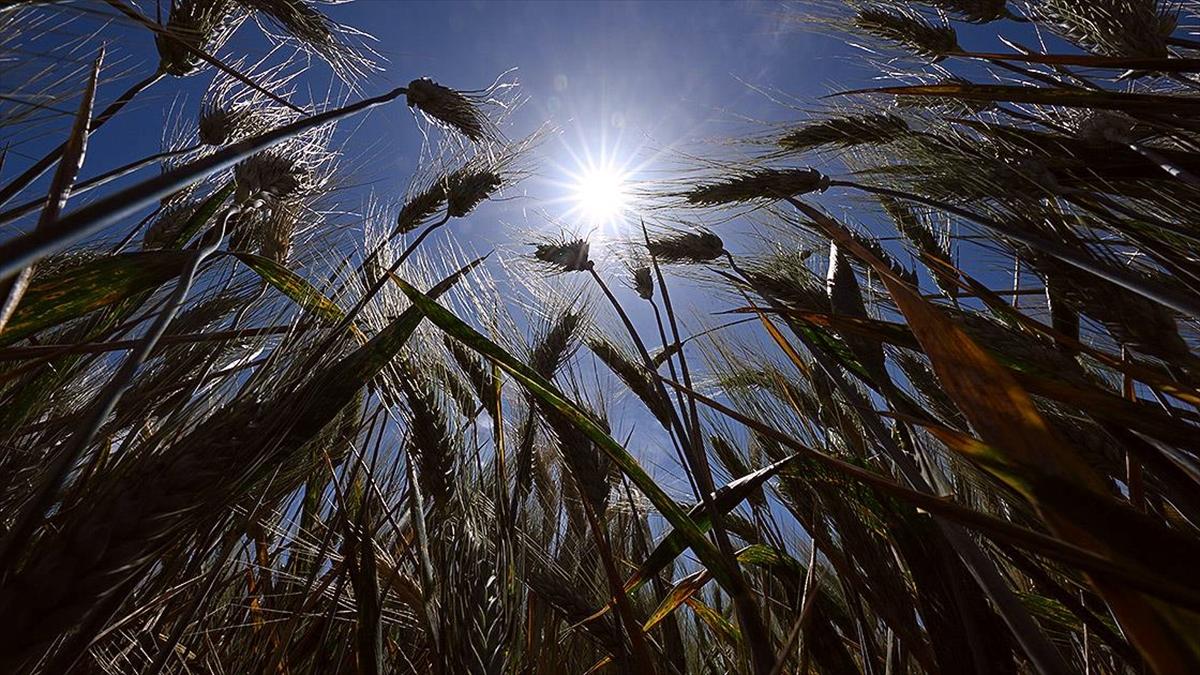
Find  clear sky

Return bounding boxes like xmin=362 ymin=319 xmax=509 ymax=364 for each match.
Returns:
xmin=330 ymin=0 xmax=855 ymax=241
xmin=0 ymin=1 xmax=868 ymax=490
xmin=2 ymin=0 xmax=859 ymax=237
xmin=0 ymin=1 xmax=876 ymax=494
xmin=0 ymin=0 xmax=1043 ymax=501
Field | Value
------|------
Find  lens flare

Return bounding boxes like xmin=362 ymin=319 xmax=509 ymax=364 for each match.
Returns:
xmin=571 ymin=163 xmax=629 ymax=224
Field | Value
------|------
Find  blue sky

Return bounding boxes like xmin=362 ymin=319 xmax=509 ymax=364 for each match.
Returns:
xmin=3 ymin=0 xmax=856 ymax=234
xmin=0 ymin=1 xmax=882 ymax=495
xmin=0 ymin=0 xmax=1063 ymax=508
xmin=332 ymin=0 xmax=854 ymax=240
xmin=0 ymin=1 xmax=867 ymax=490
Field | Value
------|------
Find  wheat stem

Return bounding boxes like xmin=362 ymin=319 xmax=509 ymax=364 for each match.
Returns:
xmin=0 ymin=145 xmax=201 ymax=226
xmin=825 ymin=182 xmax=1200 ymax=318
xmin=0 ymin=85 xmax=409 ymax=281
xmin=0 ymin=70 xmax=165 ymax=208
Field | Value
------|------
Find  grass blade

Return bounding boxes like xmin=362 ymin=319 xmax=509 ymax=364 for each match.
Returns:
xmin=231 ymin=252 xmax=344 ymax=322
xmin=0 ymin=48 xmax=102 ymax=334
xmin=0 ymin=251 xmax=193 ymax=347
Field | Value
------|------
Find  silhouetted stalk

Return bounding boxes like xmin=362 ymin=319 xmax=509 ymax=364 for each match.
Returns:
xmin=586 ymin=263 xmax=776 ymax=668
xmin=0 ymin=207 xmax=232 ymax=573
xmin=824 ymin=182 xmax=1200 ymax=318
xmin=635 ymin=221 xmax=775 ymax=675
xmin=0 ymin=69 xmax=165 ymax=208
xmin=0 ymin=84 xmax=411 ymax=281
xmin=0 ymin=145 xmax=201 ymax=226
xmin=768 ymin=543 xmax=819 ymax=675
xmin=579 ymin=497 xmax=654 ymax=674
xmin=647 ymin=300 xmax=702 ymax=499
xmin=584 ymin=265 xmax=699 ymax=499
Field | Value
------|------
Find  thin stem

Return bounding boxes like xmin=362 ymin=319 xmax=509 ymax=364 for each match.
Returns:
xmin=0 ymin=69 xmax=165 ymax=208
xmin=0 ymin=207 xmax=232 ymax=573
xmin=579 ymin=496 xmax=653 ymax=674
xmin=585 ymin=265 xmax=699 ymax=500
xmin=649 ymin=300 xmax=702 ymax=499
xmin=638 ymin=222 xmax=773 ymax=675
xmin=0 ymin=85 xmax=409 ymax=281
xmin=0 ymin=145 xmax=201 ymax=226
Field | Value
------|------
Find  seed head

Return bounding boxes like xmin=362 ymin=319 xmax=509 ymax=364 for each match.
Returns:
xmin=589 ymin=337 xmax=671 ymax=429
xmin=228 ymin=201 xmax=298 ymax=263
xmin=395 ymin=183 xmax=447 ymax=235
xmin=156 ymin=0 xmax=243 ymax=76
xmin=533 ymin=237 xmax=592 ymax=273
xmin=742 ymin=251 xmax=828 ymax=312
xmin=198 ymin=105 xmax=256 ymax=146
xmin=1035 ymin=0 xmax=1175 ymax=59
xmin=779 ymin=114 xmax=909 ymax=153
xmin=853 ymin=7 xmax=959 ymax=61
xmin=197 ymin=61 xmax=296 ymax=146
xmin=530 ymin=311 xmax=584 ymax=379
xmin=548 ymin=407 xmax=612 ymax=514
xmin=633 ymin=267 xmax=654 ymax=300
xmin=647 ymin=230 xmax=725 ymax=264
xmin=239 ymin=0 xmax=375 ymax=82
xmin=406 ymin=77 xmax=487 ymax=142
xmin=1073 ymin=111 xmax=1148 ymax=145
xmin=234 ymin=152 xmax=308 ymax=206
xmin=260 ymin=202 xmax=298 ymax=263
xmin=686 ymin=168 xmax=829 ymax=205
xmin=143 ymin=198 xmax=195 ymax=250
xmin=446 ymin=169 xmax=502 ymax=217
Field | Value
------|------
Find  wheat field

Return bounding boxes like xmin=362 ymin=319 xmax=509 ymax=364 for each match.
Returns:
xmin=2 ymin=1 xmax=1200 ymax=673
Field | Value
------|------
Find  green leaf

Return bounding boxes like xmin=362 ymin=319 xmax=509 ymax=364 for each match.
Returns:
xmin=1 ymin=251 xmax=192 ymax=346
xmin=171 ymin=183 xmax=234 ymax=249
xmin=642 ymin=569 xmax=712 ymax=633
xmin=231 ymin=252 xmax=344 ymax=322
xmin=571 ymin=455 xmax=806 ymax=630
xmin=639 ymin=544 xmax=806 ymax=636
xmin=624 ymin=453 xmax=803 ymax=595
xmin=687 ymin=597 xmax=741 ymax=647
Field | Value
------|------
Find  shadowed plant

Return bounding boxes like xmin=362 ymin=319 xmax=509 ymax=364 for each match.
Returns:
xmin=6 ymin=1 xmax=1200 ymax=674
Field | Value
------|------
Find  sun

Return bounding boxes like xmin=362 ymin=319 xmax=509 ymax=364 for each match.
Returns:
xmin=571 ymin=162 xmax=630 ymax=225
